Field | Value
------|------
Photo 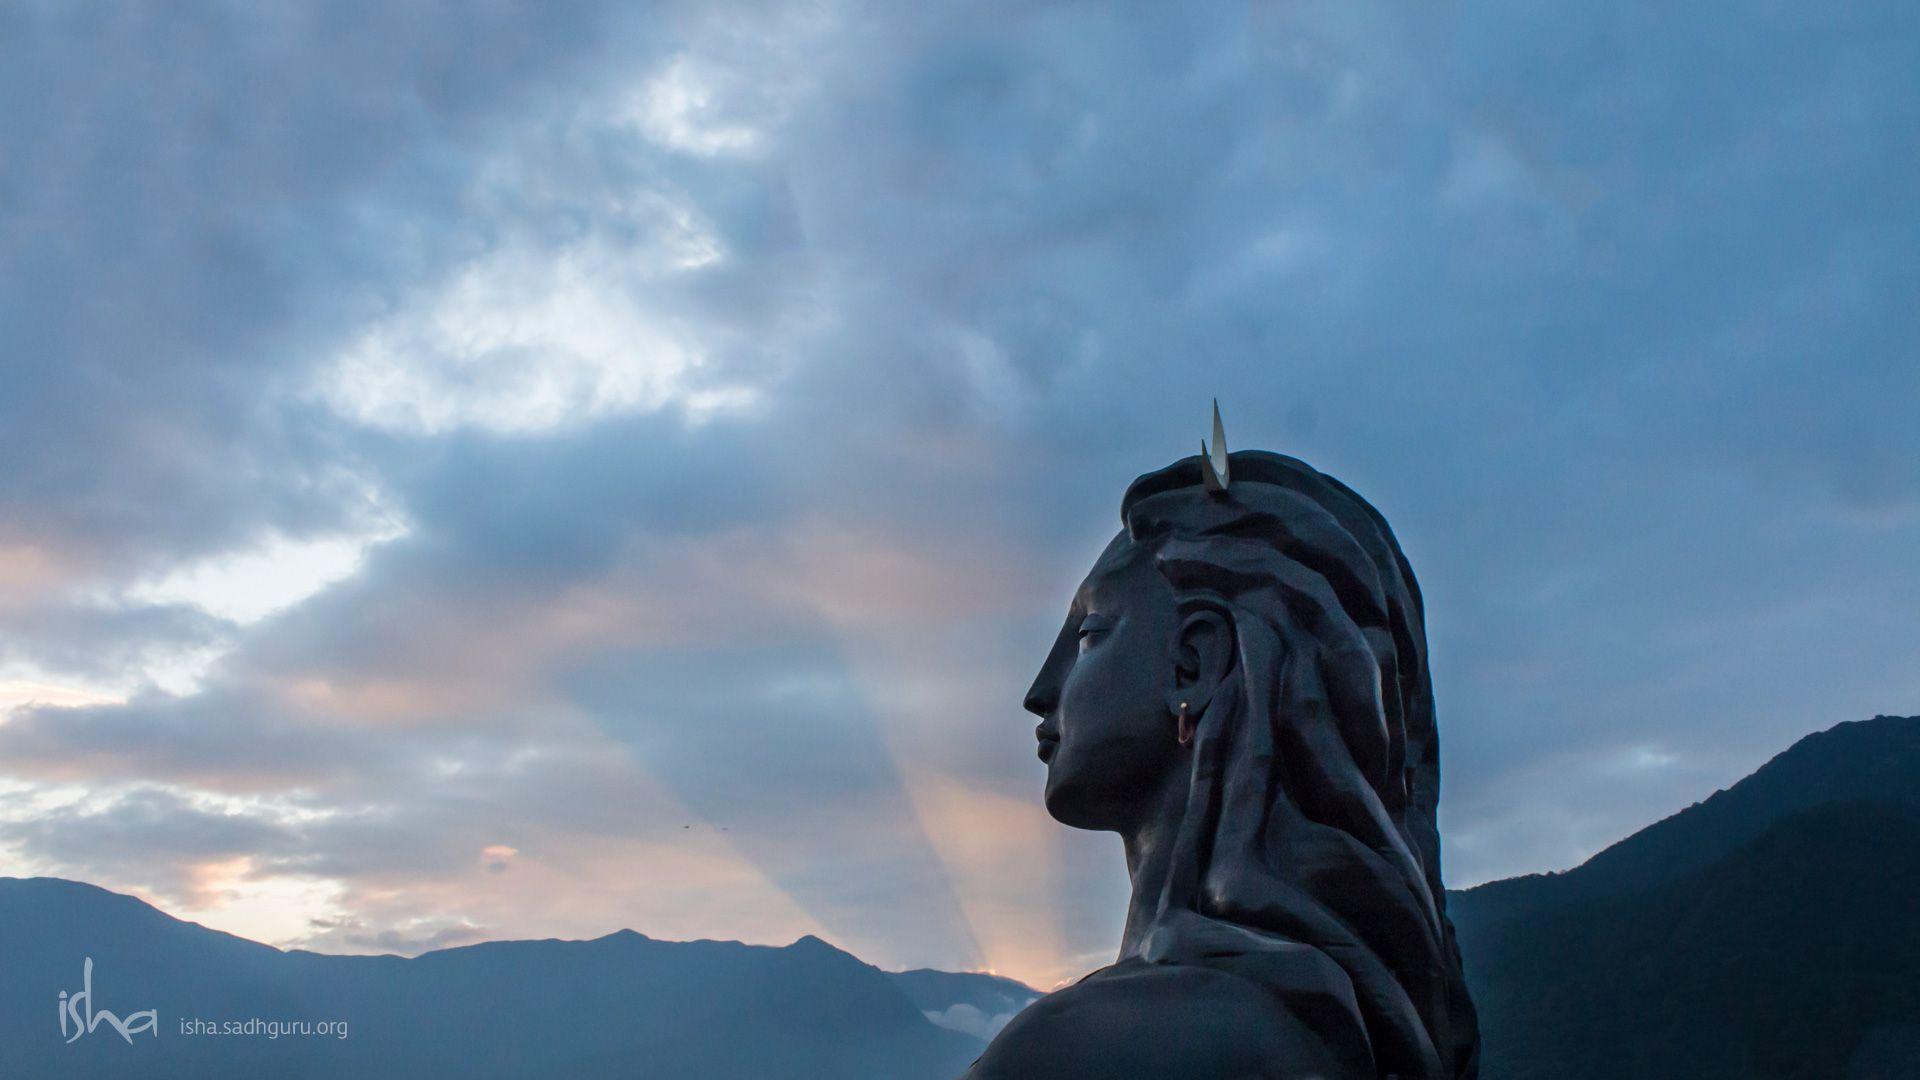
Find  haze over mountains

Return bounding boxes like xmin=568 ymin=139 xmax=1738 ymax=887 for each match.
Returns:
xmin=2 ymin=714 xmax=1914 ymax=1078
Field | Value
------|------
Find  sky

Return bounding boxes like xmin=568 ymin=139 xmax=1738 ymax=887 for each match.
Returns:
xmin=1 ymin=1 xmax=1915 ymax=990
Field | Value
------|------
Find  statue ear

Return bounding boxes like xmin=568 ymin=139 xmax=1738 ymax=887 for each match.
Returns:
xmin=1167 ymin=607 xmax=1233 ymax=717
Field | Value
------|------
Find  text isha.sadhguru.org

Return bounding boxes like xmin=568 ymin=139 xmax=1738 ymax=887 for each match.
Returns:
xmin=59 ymin=958 xmax=349 ymax=1045
xmin=177 ymin=1017 xmax=350 ymax=1039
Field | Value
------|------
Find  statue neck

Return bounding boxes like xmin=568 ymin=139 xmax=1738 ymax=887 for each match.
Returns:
xmin=1116 ymin=761 xmax=1192 ymax=961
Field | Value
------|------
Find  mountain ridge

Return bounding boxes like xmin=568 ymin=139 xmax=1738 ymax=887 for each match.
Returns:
xmin=5 ymin=713 xmax=1914 ymax=1077
xmin=1449 ymin=714 xmax=1920 ymax=930
xmin=1449 ymin=713 xmax=1920 ymax=1079
xmin=0 ymin=875 xmax=1010 ymax=1079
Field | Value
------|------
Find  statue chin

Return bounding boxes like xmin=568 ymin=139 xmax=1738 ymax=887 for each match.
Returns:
xmin=975 ymin=434 xmax=1480 ymax=1080
xmin=1042 ymin=745 xmax=1174 ymax=835
xmin=1039 ymin=749 xmax=1108 ymax=830
xmin=1039 ymin=772 xmax=1106 ymax=832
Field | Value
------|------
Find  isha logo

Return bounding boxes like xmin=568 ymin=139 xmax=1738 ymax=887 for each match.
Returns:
xmin=57 ymin=958 xmax=157 ymax=1044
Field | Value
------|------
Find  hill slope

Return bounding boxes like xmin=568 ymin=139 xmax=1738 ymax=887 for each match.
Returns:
xmin=1452 ymin=714 xmax=1920 ymax=1079
xmin=0 ymin=878 xmax=988 ymax=1079
xmin=889 ymin=968 xmax=1041 ymax=1039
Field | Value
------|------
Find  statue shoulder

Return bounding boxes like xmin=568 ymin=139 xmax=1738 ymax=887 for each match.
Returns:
xmin=966 ymin=959 xmax=1360 ymax=1080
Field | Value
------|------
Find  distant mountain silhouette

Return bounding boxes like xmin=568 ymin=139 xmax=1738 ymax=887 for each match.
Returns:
xmin=1451 ymin=714 xmax=1920 ymax=1079
xmin=888 ymin=968 xmax=1040 ymax=1040
xmin=6 ymin=715 xmax=1914 ymax=1077
xmin=0 ymin=877 xmax=1006 ymax=1079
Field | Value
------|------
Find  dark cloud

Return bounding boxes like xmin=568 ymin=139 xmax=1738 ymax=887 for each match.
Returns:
xmin=0 ymin=689 xmax=366 ymax=791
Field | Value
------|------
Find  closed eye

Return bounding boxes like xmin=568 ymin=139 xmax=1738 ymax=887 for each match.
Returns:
xmin=1076 ymin=614 xmax=1115 ymax=647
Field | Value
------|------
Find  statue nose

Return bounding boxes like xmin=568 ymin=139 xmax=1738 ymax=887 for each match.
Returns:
xmin=1023 ymin=683 xmax=1057 ymax=719
xmin=1025 ymin=625 xmax=1073 ymax=718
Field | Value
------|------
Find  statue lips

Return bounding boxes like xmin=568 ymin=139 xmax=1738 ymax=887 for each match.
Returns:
xmin=1035 ymin=723 xmax=1059 ymax=763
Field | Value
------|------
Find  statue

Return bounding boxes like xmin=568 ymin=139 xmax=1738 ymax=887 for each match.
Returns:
xmin=969 ymin=406 xmax=1479 ymax=1079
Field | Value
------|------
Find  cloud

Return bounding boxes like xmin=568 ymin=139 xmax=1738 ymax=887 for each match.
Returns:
xmin=314 ymin=208 xmax=749 ymax=437
xmin=923 ymin=1002 xmax=1025 ymax=1041
xmin=0 ymin=0 xmax=1914 ymax=987
xmin=123 ymin=524 xmax=403 ymax=622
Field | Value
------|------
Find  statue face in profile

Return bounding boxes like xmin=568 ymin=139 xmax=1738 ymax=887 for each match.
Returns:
xmin=974 ymin=425 xmax=1480 ymax=1080
xmin=1028 ymin=534 xmax=1183 ymax=831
